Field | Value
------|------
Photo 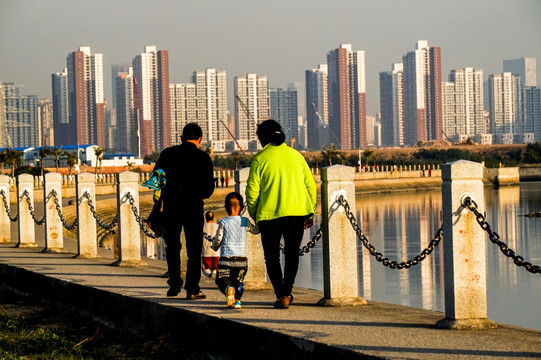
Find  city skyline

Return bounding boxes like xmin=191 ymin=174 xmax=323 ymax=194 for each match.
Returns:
xmin=1 ymin=0 xmax=540 ymax=116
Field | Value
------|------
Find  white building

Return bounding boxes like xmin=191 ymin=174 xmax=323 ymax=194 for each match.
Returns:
xmin=170 ymin=69 xmax=228 ymax=152
xmin=488 ymin=73 xmax=518 ymax=135
xmin=234 ymin=73 xmax=270 ymax=141
xmin=442 ymin=68 xmax=485 ymax=138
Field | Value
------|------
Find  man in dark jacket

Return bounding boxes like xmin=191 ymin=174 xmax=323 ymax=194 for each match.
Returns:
xmin=154 ymin=123 xmax=215 ymax=299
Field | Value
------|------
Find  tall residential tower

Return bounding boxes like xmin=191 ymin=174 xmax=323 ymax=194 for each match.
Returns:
xmin=327 ymin=44 xmax=367 ymax=150
xmin=402 ymin=40 xmax=442 ymax=145
xmin=132 ymin=45 xmax=170 ymax=155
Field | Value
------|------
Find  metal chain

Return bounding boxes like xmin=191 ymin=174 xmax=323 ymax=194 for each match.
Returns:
xmin=125 ymin=192 xmax=160 ymax=239
xmin=0 ymin=189 xmax=18 ymax=222
xmin=81 ymin=192 xmax=118 ymax=230
xmin=278 ymin=226 xmax=323 ymax=256
xmin=50 ymin=189 xmax=78 ymax=230
xmin=337 ymin=195 xmax=443 ymax=269
xmin=463 ymin=196 xmax=541 ymax=274
xmin=22 ymin=190 xmax=45 ymax=225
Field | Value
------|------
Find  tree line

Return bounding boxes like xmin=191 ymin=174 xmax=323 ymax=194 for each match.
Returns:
xmin=0 ymin=146 xmax=106 ymax=177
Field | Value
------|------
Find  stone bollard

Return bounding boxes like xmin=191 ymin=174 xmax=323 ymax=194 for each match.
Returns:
xmin=235 ymin=168 xmax=271 ymax=289
xmin=435 ymin=160 xmax=496 ymax=330
xmin=0 ymin=175 xmax=11 ymax=243
xmin=76 ymin=172 xmax=98 ymax=258
xmin=112 ymin=171 xmax=146 ymax=266
xmin=318 ymin=165 xmax=366 ymax=306
xmin=43 ymin=173 xmax=66 ymax=253
xmin=16 ymin=174 xmax=38 ymax=248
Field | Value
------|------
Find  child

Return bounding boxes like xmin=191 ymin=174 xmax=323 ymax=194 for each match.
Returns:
xmin=210 ymin=192 xmax=259 ymax=309
xmin=202 ymin=211 xmax=220 ymax=278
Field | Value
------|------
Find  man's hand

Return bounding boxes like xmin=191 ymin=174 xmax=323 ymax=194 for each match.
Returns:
xmin=304 ymin=218 xmax=314 ymax=229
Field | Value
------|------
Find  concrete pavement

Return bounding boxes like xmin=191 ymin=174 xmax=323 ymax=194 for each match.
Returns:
xmin=1 ymin=229 xmax=540 ymax=359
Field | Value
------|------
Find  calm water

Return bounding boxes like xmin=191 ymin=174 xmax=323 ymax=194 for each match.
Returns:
xmin=295 ymin=182 xmax=541 ymax=330
xmin=142 ymin=183 xmax=541 ymax=330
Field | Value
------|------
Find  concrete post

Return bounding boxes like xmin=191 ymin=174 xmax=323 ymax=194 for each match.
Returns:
xmin=436 ymin=160 xmax=496 ymax=330
xmin=0 ymin=175 xmax=11 ymax=243
xmin=76 ymin=172 xmax=98 ymax=258
xmin=16 ymin=174 xmax=37 ymax=248
xmin=43 ymin=173 xmax=66 ymax=253
xmin=112 ymin=171 xmax=146 ymax=266
xmin=318 ymin=165 xmax=366 ymax=306
xmin=235 ymin=168 xmax=271 ymax=290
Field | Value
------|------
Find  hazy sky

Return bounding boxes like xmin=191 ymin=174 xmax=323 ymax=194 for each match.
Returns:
xmin=1 ymin=0 xmax=540 ymax=115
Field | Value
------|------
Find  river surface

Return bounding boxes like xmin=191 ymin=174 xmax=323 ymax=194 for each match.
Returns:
xmin=142 ymin=182 xmax=541 ymax=330
xmin=295 ymin=182 xmax=541 ymax=330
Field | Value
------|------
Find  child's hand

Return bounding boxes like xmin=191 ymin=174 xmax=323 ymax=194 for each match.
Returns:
xmin=304 ymin=218 xmax=314 ymax=229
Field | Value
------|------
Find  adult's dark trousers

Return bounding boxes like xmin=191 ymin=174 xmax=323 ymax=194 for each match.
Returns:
xmin=163 ymin=209 xmax=204 ymax=295
xmin=259 ymin=216 xmax=306 ymax=299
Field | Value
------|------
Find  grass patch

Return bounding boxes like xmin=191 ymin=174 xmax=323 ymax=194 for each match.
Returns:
xmin=0 ymin=287 xmax=217 ymax=359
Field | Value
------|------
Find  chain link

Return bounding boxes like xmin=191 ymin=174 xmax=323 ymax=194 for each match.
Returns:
xmin=49 ymin=189 xmax=78 ymax=230
xmin=81 ymin=192 xmax=118 ymax=230
xmin=278 ymin=226 xmax=323 ymax=256
xmin=125 ymin=192 xmax=161 ymax=239
xmin=0 ymin=189 xmax=18 ymax=222
xmin=463 ymin=196 xmax=541 ymax=274
xmin=21 ymin=190 xmax=45 ymax=225
xmin=337 ymin=195 xmax=443 ymax=269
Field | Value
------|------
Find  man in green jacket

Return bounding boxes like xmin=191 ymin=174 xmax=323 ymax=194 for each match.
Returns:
xmin=246 ymin=120 xmax=317 ymax=309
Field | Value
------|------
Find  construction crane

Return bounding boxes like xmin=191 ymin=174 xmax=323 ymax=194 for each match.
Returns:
xmin=235 ymin=95 xmax=258 ymax=128
xmin=218 ymin=119 xmax=246 ymax=155
xmin=311 ymin=102 xmax=341 ymax=148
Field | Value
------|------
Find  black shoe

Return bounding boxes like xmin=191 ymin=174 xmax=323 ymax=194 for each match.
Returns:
xmin=167 ymin=286 xmax=180 ymax=297
xmin=186 ymin=292 xmax=206 ymax=300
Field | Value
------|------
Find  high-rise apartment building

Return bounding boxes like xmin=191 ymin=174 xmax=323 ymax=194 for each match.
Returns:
xmin=132 ymin=45 xmax=170 ymax=155
xmin=111 ymin=63 xmax=131 ymax=109
xmin=38 ymin=99 xmax=54 ymax=147
xmin=503 ymin=58 xmax=537 ymax=87
xmin=169 ymin=69 xmax=228 ymax=151
xmin=115 ymin=67 xmax=137 ymax=154
xmin=327 ymin=44 xmax=367 ymax=150
xmin=269 ymin=87 xmax=299 ymax=147
xmin=488 ymin=73 xmax=518 ymax=136
xmin=525 ymin=87 xmax=541 ymax=141
xmin=1 ymin=82 xmax=39 ymax=148
xmin=0 ymin=84 xmax=6 ymax=148
xmin=504 ymin=57 xmax=540 ymax=141
xmin=379 ymin=62 xmax=404 ymax=147
xmin=51 ymin=68 xmax=69 ymax=146
xmin=234 ymin=73 xmax=270 ymax=143
xmin=64 ymin=46 xmax=106 ymax=147
xmin=441 ymin=68 xmax=485 ymax=139
xmin=288 ymin=82 xmax=307 ymax=149
xmin=305 ymin=64 xmax=329 ymax=149
xmin=402 ymin=40 xmax=442 ymax=145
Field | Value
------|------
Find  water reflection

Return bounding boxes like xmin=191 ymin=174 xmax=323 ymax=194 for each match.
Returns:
xmin=295 ymin=183 xmax=541 ymax=330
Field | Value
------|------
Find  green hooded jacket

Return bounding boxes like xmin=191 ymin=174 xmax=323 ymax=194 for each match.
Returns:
xmin=246 ymin=143 xmax=317 ymax=222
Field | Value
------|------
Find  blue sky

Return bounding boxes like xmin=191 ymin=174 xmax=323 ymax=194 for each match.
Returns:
xmin=1 ymin=0 xmax=540 ymax=115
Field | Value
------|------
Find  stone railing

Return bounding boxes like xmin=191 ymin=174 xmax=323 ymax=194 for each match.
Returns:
xmin=1 ymin=161 xmax=538 ymax=330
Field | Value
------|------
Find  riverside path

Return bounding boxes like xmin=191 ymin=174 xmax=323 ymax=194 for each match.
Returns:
xmin=1 ymin=230 xmax=540 ymax=360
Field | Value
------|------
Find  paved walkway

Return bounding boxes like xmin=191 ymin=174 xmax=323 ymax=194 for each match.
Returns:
xmin=1 ymin=230 xmax=540 ymax=359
